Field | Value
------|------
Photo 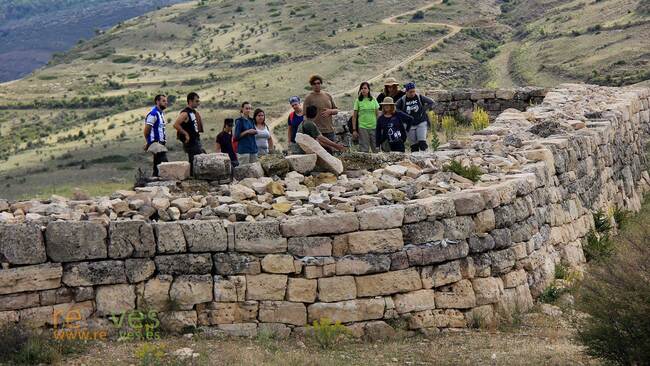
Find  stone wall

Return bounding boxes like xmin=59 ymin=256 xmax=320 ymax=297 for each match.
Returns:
xmin=426 ymin=86 xmax=547 ymax=120
xmin=0 ymin=84 xmax=648 ymax=338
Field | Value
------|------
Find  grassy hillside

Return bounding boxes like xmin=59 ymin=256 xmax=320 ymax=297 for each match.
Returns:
xmin=0 ymin=0 xmax=648 ymax=200
xmin=501 ymin=0 xmax=650 ymax=87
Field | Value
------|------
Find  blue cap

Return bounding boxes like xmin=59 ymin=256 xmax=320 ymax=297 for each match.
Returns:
xmin=404 ymin=82 xmax=416 ymax=91
xmin=289 ymin=96 xmax=301 ymax=105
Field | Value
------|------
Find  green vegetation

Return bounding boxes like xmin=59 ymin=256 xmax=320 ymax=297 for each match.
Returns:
xmin=441 ymin=115 xmax=457 ymax=140
xmin=576 ymin=196 xmax=650 ymax=365
xmin=471 ymin=106 xmax=489 ymax=131
xmin=443 ymin=160 xmax=482 ymax=182
xmin=539 ymin=284 xmax=566 ymax=304
xmin=308 ymin=318 xmax=350 ymax=349
xmin=0 ymin=323 xmax=87 ymax=365
xmin=583 ymin=209 xmax=616 ymax=262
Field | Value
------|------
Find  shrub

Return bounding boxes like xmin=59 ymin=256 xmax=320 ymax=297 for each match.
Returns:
xmin=134 ymin=343 xmax=166 ymax=366
xmin=593 ymin=210 xmax=612 ymax=234
xmin=471 ymin=106 xmax=489 ymax=131
xmin=430 ymin=131 xmax=440 ymax=151
xmin=443 ymin=160 xmax=482 ymax=182
xmin=554 ymin=263 xmax=569 ymax=280
xmin=583 ymin=230 xmax=614 ymax=262
xmin=428 ymin=111 xmax=440 ymax=131
xmin=112 ymin=56 xmax=134 ymax=63
xmin=441 ymin=115 xmax=457 ymax=141
xmin=539 ymin=284 xmax=566 ymax=303
xmin=308 ymin=318 xmax=350 ymax=349
xmin=612 ymin=207 xmax=628 ymax=230
xmin=0 ymin=323 xmax=86 ymax=365
xmin=575 ymin=219 xmax=650 ymax=365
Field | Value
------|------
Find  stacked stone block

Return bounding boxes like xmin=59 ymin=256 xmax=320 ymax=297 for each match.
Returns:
xmin=0 ymin=85 xmax=648 ymax=337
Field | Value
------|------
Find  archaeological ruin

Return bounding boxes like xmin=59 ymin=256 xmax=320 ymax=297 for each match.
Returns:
xmin=0 ymin=83 xmax=649 ymax=339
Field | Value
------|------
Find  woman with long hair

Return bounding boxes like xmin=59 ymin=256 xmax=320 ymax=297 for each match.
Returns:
xmin=253 ymin=108 xmax=274 ymax=155
xmin=234 ymin=101 xmax=258 ymax=164
xmin=352 ymin=81 xmax=380 ymax=153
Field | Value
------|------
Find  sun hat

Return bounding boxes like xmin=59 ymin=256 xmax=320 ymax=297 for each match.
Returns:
xmin=383 ymin=77 xmax=399 ymax=86
xmin=289 ymin=96 xmax=301 ymax=105
xmin=404 ymin=82 xmax=416 ymax=91
xmin=379 ymin=96 xmax=396 ymax=105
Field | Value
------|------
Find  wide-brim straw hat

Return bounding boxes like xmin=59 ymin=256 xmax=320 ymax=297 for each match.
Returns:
xmin=380 ymin=97 xmax=396 ymax=106
xmin=383 ymin=77 xmax=399 ymax=86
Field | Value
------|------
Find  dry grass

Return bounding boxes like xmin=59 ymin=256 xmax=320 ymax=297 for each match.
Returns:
xmin=60 ymin=311 xmax=599 ymax=366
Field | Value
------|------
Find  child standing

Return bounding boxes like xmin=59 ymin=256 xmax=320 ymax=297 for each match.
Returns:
xmin=216 ymin=118 xmax=238 ymax=168
xmin=375 ymin=97 xmax=413 ymax=152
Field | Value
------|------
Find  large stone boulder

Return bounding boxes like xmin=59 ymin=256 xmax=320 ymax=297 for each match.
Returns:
xmin=286 ymin=154 xmax=317 ymax=174
xmin=158 ymin=162 xmax=191 ymax=181
xmin=0 ymin=223 xmax=47 ymax=264
xmin=45 ymin=221 xmax=107 ymax=262
xmin=193 ymin=153 xmax=231 ymax=180
xmin=295 ymin=133 xmax=343 ymax=175
xmin=233 ymin=162 xmax=265 ymax=181
xmin=259 ymin=154 xmax=291 ymax=177
xmin=108 ymin=221 xmax=156 ymax=258
xmin=0 ymin=263 xmax=62 ymax=295
xmin=62 ymin=260 xmax=127 ymax=286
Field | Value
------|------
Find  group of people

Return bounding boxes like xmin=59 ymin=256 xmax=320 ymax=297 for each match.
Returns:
xmin=143 ymin=74 xmax=435 ymax=177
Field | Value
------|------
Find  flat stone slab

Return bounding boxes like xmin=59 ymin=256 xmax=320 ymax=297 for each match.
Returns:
xmin=295 ymin=133 xmax=343 ymax=175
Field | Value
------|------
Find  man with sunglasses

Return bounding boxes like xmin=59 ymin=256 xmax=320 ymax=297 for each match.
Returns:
xmin=303 ymin=75 xmax=339 ymax=144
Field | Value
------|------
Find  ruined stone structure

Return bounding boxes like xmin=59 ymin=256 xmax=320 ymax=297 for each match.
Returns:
xmin=0 ymin=84 xmax=649 ymax=338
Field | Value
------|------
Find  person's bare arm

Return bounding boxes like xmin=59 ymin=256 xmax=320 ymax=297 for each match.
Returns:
xmin=287 ymin=125 xmax=293 ymax=143
xmin=317 ymin=135 xmax=346 ymax=151
xmin=173 ymin=112 xmax=190 ymax=141
xmin=143 ymin=124 xmax=152 ymax=150
xmin=268 ymin=135 xmax=274 ymax=152
xmin=215 ymin=142 xmax=222 ymax=153
xmin=196 ymin=111 xmax=204 ymax=133
xmin=144 ymin=125 xmax=152 ymax=141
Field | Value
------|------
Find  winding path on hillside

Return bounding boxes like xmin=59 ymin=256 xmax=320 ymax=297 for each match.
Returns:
xmin=268 ymin=0 xmax=463 ymax=148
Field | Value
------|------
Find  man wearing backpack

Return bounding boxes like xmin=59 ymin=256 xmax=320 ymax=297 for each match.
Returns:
xmin=396 ymin=82 xmax=435 ymax=152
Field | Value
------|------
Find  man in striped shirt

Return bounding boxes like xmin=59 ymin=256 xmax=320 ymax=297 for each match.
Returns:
xmin=143 ymin=94 xmax=168 ymax=177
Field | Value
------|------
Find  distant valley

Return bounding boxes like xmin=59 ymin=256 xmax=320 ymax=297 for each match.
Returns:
xmin=0 ymin=0 xmax=185 ymax=82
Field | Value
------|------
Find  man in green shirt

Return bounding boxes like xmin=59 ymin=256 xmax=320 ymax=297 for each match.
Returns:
xmin=297 ymin=105 xmax=346 ymax=154
xmin=352 ymin=81 xmax=380 ymax=152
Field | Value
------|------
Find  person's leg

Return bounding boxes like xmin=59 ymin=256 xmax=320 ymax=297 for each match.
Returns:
xmin=407 ymin=126 xmax=419 ymax=152
xmin=152 ymin=155 xmax=158 ymax=177
xmin=367 ymin=129 xmax=378 ymax=153
xmin=249 ymin=154 xmax=258 ymax=163
xmin=416 ymin=122 xmax=428 ymax=152
xmin=358 ymin=128 xmax=370 ymax=153
xmin=188 ymin=142 xmax=203 ymax=175
xmin=153 ymin=152 xmax=167 ymax=177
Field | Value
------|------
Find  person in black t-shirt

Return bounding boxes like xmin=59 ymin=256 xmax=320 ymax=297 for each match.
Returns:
xmin=216 ymin=118 xmax=238 ymax=168
xmin=174 ymin=92 xmax=205 ymax=175
xmin=375 ymin=97 xmax=412 ymax=152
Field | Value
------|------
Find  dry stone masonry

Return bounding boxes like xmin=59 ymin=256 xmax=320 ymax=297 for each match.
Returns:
xmin=1 ymin=84 xmax=649 ymax=338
